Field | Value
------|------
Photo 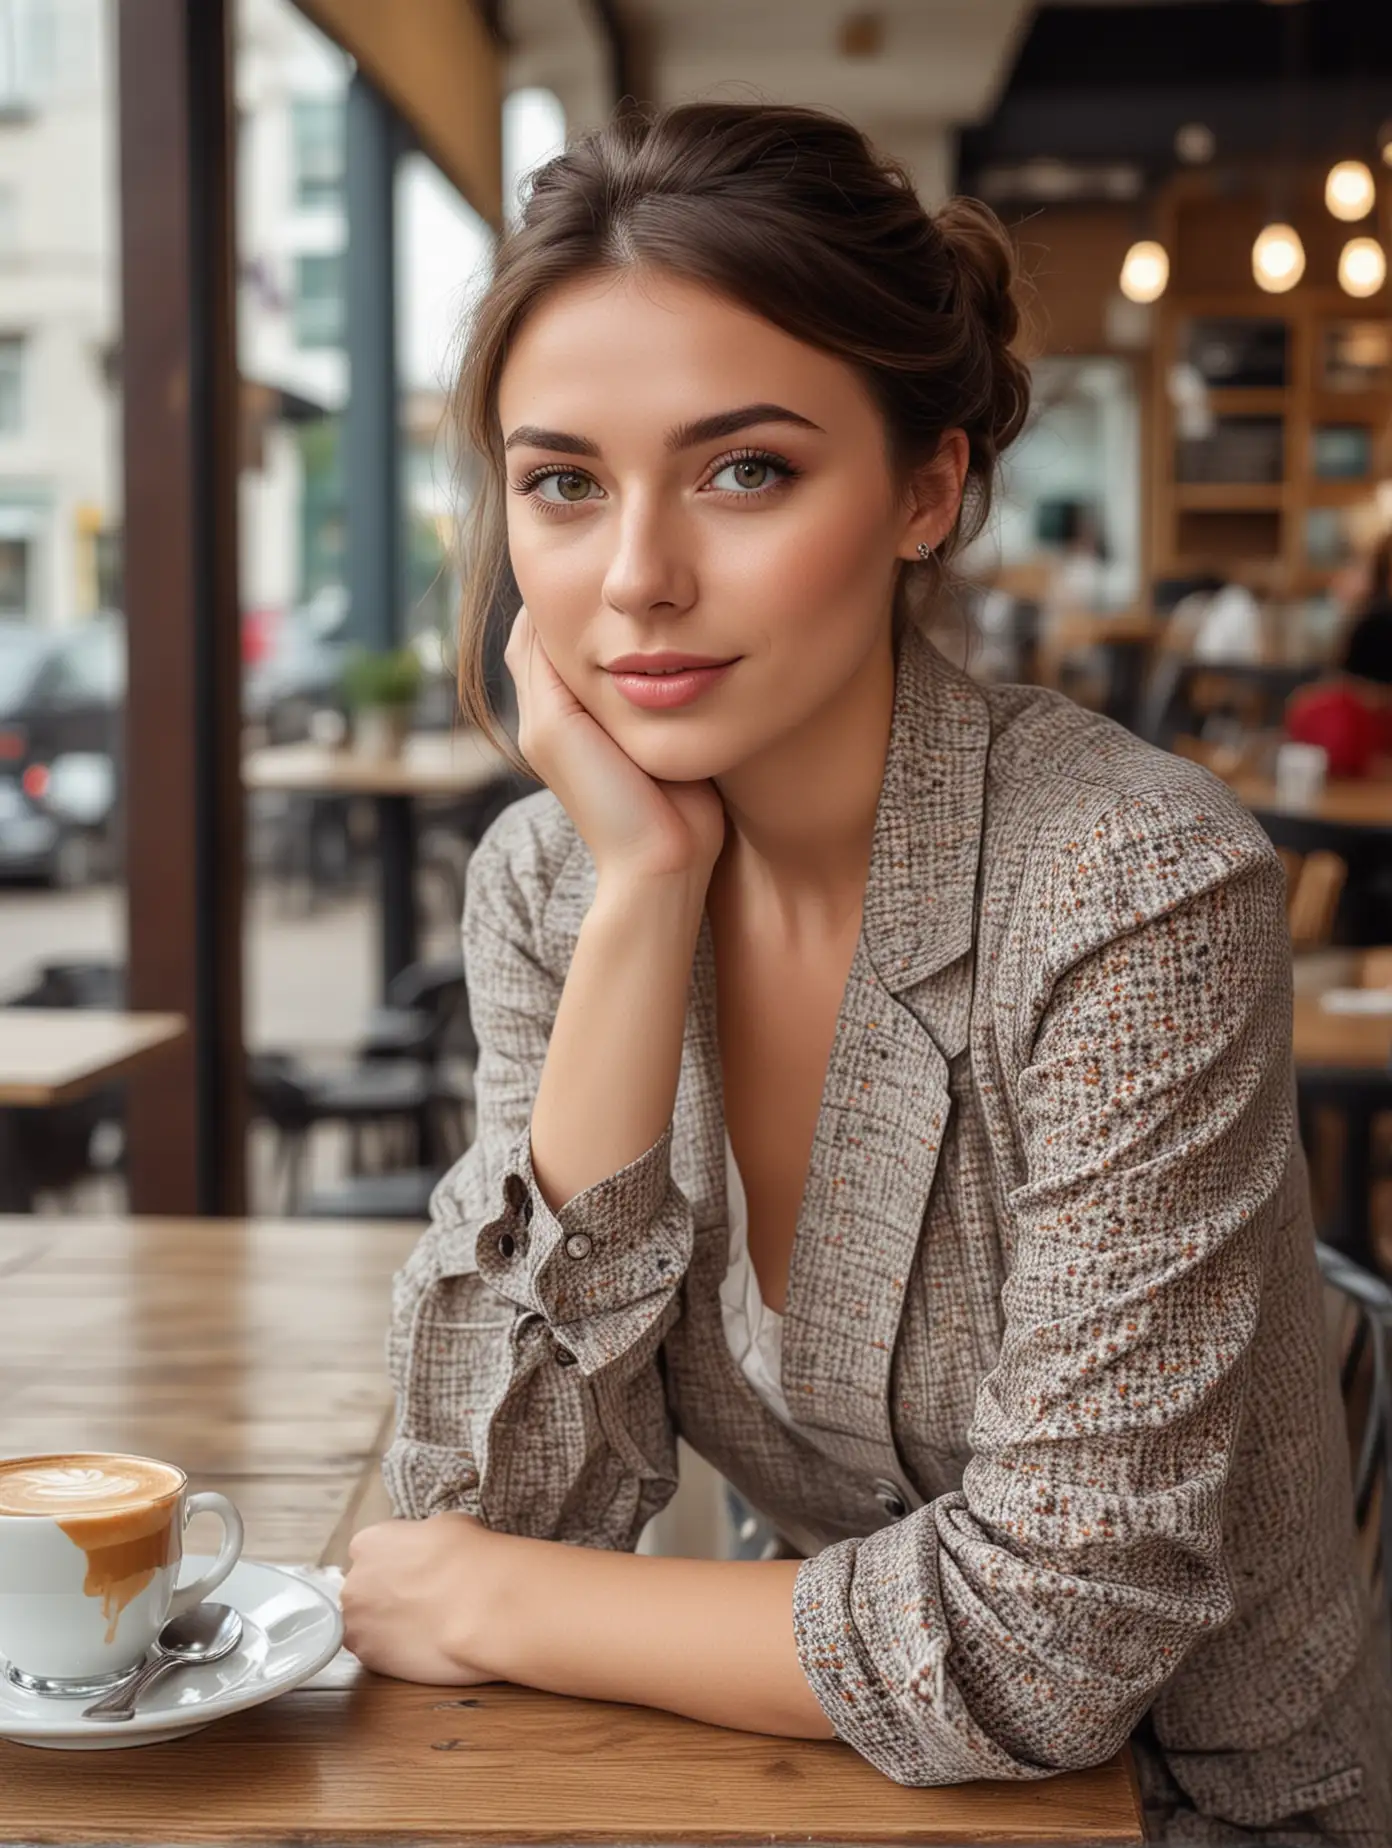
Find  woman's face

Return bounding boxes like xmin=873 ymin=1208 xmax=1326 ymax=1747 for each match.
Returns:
xmin=496 ymin=268 xmax=960 ymax=783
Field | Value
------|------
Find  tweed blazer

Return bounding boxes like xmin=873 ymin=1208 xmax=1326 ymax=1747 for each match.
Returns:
xmin=384 ymin=626 xmax=1392 ymax=1845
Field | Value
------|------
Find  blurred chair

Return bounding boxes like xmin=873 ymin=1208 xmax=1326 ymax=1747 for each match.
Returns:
xmin=248 ymin=1052 xmax=461 ymax=1215
xmin=1289 ymin=852 xmax=1350 ymax=952
xmin=298 ymin=1166 xmax=445 ymax=1221
xmin=355 ymin=958 xmax=474 ymax=1070
xmin=250 ymin=958 xmax=475 ymax=1214
xmin=0 ymin=960 xmax=128 ymax=1209
xmin=1317 ymin=1242 xmax=1391 ymax=1626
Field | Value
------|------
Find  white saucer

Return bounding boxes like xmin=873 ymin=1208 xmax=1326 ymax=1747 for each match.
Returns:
xmin=0 ymin=1557 xmax=345 ymax=1750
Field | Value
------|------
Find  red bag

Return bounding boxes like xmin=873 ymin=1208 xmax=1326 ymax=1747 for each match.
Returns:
xmin=1284 ymin=682 xmax=1382 ymax=779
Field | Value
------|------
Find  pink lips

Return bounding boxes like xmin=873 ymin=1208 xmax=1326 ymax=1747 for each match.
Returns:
xmin=604 ymin=656 xmax=738 ymax=710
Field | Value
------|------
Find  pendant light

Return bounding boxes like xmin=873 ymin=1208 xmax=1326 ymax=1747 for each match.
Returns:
xmin=1325 ymin=159 xmax=1376 ymax=222
xmin=1119 ymin=239 xmax=1169 ymax=304
xmin=1252 ymin=222 xmax=1306 ymax=292
xmin=1338 ymin=236 xmax=1387 ymax=298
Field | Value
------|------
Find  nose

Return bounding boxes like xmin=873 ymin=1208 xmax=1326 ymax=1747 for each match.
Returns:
xmin=600 ymin=492 xmax=696 ymax=621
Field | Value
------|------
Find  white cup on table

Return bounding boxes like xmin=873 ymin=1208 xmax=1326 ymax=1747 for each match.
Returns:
xmin=1274 ymin=741 xmax=1328 ymax=811
xmin=0 ymin=1451 xmax=244 ymax=1698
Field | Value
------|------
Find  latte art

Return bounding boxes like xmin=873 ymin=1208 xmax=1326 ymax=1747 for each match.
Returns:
xmin=0 ymin=1453 xmax=183 ymax=1517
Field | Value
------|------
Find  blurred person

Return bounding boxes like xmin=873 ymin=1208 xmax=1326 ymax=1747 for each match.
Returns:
xmin=1281 ymin=533 xmax=1392 ymax=774
xmin=1334 ymin=527 xmax=1392 ymax=691
xmin=340 ymin=103 xmax=1390 ymax=1847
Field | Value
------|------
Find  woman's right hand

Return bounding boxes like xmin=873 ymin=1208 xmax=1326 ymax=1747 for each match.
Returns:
xmin=505 ymin=606 xmax=726 ymax=885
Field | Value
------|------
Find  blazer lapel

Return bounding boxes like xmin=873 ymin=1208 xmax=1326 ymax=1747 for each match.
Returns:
xmin=779 ymin=633 xmax=991 ymax=1478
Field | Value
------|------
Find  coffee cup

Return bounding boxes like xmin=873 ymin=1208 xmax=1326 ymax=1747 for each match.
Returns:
xmin=0 ymin=1451 xmax=244 ymax=1697
xmin=1274 ymin=740 xmax=1328 ymax=811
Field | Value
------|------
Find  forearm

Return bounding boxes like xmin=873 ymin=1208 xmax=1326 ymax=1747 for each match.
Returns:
xmin=529 ymin=871 xmax=708 ymax=1211
xmin=474 ymin=1534 xmax=835 ymax=1739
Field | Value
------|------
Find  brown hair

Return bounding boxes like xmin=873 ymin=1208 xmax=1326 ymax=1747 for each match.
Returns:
xmin=450 ymin=100 xmax=1032 ymax=757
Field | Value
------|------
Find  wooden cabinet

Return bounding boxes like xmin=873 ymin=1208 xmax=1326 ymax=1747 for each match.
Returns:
xmin=1148 ymin=179 xmax=1391 ymax=599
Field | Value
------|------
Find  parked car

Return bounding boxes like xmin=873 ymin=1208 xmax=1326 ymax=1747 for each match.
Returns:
xmin=0 ymin=617 xmax=124 ymax=882
xmin=242 ymin=602 xmax=353 ymax=742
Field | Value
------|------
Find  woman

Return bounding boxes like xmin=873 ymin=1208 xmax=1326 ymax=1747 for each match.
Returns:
xmin=340 ymin=103 xmax=1391 ymax=1844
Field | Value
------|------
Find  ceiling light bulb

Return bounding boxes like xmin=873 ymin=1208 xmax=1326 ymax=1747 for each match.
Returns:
xmin=1325 ymin=160 xmax=1376 ymax=222
xmin=1338 ymin=236 xmax=1387 ymax=299
xmin=1175 ymin=123 xmax=1215 ymax=166
xmin=1119 ymin=239 xmax=1169 ymax=304
xmin=1252 ymin=222 xmax=1305 ymax=293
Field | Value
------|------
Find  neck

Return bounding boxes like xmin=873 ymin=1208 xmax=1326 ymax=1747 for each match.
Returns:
xmin=710 ymin=624 xmax=897 ymax=938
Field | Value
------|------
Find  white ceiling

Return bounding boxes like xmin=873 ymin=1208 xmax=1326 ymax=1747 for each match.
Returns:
xmin=634 ymin=0 xmax=1034 ymax=128
xmin=506 ymin=0 xmax=1036 ymax=204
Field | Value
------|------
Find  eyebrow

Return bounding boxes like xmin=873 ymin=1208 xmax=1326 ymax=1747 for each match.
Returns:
xmin=502 ymin=402 xmax=825 ymax=457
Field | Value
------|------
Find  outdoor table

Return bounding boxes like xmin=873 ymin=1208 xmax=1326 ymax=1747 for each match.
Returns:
xmin=244 ymin=729 xmax=517 ymax=995
xmin=0 ymin=1214 xmax=1144 ymax=1845
xmin=0 ymin=1008 xmax=186 ymax=1210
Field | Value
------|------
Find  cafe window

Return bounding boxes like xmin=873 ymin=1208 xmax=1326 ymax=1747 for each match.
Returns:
xmin=293 ymin=253 xmax=343 ymax=349
xmin=0 ymin=334 xmax=23 ymax=432
xmin=0 ymin=0 xmax=52 ymax=114
xmin=291 ymin=96 xmax=344 ymax=211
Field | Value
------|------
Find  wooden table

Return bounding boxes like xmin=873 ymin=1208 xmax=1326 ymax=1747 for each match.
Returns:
xmin=244 ymin=730 xmax=517 ymax=996
xmin=0 ymin=1008 xmax=187 ymax=1106
xmin=0 ymin=1215 xmax=1144 ymax=1845
xmin=0 ymin=1009 xmax=187 ymax=1210
xmin=243 ymin=729 xmax=510 ymax=800
xmin=1228 ymin=770 xmax=1392 ymax=833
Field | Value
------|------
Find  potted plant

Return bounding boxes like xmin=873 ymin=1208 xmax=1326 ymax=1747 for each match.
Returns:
xmin=340 ymin=645 xmax=423 ymax=758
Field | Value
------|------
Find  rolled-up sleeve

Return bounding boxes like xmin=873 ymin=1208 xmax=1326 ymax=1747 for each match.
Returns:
xmin=792 ymin=796 xmax=1293 ymax=1784
xmin=382 ymin=806 xmax=691 ymax=1544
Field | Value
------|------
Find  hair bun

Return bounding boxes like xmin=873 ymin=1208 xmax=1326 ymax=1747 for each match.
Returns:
xmin=932 ymin=195 xmax=1032 ymax=460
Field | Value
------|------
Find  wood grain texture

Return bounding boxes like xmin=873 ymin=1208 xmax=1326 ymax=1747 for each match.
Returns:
xmin=0 ymin=1216 xmax=1143 ymax=1844
xmin=0 ymin=1010 xmax=187 ymax=1105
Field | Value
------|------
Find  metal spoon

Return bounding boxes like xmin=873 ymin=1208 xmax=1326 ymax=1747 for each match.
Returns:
xmin=82 ymin=1602 xmax=244 ymax=1722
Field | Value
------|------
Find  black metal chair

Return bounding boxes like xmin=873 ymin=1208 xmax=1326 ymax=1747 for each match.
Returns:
xmin=250 ymin=960 xmax=476 ymax=1214
xmin=247 ymin=1051 xmax=466 ymax=1214
xmin=298 ymin=1166 xmax=445 ymax=1221
xmin=0 ymin=961 xmax=128 ymax=1209
xmin=1317 ymin=1242 xmax=1392 ymax=1628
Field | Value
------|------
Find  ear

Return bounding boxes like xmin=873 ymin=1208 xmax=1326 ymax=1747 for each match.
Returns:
xmin=900 ymin=429 xmax=969 ymax=560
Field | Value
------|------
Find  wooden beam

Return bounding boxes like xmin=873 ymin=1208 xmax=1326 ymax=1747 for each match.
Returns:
xmin=118 ymin=0 xmax=247 ymax=1215
xmin=293 ymin=0 xmax=503 ymax=227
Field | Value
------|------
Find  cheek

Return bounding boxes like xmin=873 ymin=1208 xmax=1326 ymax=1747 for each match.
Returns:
xmin=506 ymin=515 xmax=595 ymax=659
xmin=726 ymin=490 xmax=895 ymax=680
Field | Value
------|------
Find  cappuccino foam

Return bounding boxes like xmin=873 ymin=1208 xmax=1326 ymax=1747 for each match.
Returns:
xmin=0 ymin=1454 xmax=183 ymax=1517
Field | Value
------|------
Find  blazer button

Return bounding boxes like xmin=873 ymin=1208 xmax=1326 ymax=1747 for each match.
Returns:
xmin=552 ymin=1341 xmax=578 ymax=1368
xmin=874 ymin=1478 xmax=908 ymax=1520
xmin=564 ymin=1233 xmax=592 ymax=1261
xmin=496 ymin=1230 xmax=518 ymax=1259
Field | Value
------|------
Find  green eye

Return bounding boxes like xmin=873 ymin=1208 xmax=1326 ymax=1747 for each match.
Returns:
xmin=538 ymin=471 xmax=593 ymax=503
xmin=711 ymin=458 xmax=774 ymax=493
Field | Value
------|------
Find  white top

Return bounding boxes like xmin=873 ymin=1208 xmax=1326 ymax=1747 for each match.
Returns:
xmin=718 ymin=1130 xmax=797 ymax=1430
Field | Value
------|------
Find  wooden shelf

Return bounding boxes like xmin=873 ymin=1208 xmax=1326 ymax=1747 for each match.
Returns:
xmin=1305 ymin=478 xmax=1381 ymax=507
xmin=1207 ymin=388 xmax=1290 ymax=415
xmin=1173 ymin=482 xmax=1286 ymax=511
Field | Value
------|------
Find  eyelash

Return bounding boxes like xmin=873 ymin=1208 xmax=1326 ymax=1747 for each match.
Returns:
xmin=510 ymin=446 xmax=803 ymax=515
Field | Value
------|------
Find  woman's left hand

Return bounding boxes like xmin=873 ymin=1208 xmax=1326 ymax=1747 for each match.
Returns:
xmin=341 ymin=1513 xmax=502 ymax=1685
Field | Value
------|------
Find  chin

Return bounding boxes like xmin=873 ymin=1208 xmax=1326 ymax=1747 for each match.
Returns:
xmin=608 ymin=716 xmax=746 ymax=785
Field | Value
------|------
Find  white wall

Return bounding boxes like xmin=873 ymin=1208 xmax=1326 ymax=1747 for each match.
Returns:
xmin=0 ymin=0 xmax=118 ymax=626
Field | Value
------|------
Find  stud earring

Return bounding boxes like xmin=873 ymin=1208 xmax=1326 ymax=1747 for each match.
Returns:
xmin=916 ymin=541 xmax=933 ymax=562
